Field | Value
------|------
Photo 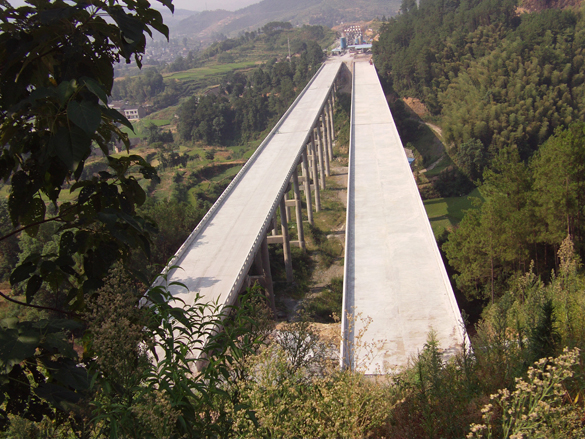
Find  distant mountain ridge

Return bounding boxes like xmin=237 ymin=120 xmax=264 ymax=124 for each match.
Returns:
xmin=169 ymin=0 xmax=400 ymax=38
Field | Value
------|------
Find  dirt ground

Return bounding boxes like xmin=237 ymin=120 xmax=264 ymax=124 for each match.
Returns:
xmin=308 ymin=163 xmax=347 ymax=294
xmin=403 ymin=97 xmax=429 ymax=117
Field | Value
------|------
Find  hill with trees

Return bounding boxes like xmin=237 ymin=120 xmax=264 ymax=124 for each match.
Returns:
xmin=374 ymin=0 xmax=585 ymax=296
xmin=167 ymin=0 xmax=400 ymax=38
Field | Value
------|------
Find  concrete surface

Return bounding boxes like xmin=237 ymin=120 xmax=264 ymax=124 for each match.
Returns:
xmin=155 ymin=61 xmax=343 ymax=315
xmin=342 ymin=60 xmax=466 ymax=374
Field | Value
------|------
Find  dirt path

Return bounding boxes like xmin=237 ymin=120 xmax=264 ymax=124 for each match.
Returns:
xmin=426 ymin=122 xmax=443 ymax=138
xmin=423 ymin=156 xmax=444 ymax=172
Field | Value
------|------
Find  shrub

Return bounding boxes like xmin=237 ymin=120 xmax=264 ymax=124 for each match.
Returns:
xmin=468 ymin=348 xmax=583 ymax=439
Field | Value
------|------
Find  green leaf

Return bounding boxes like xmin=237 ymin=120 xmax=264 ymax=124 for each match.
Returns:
xmin=127 ymin=177 xmax=146 ymax=206
xmin=127 ymin=267 xmax=149 ymax=285
xmin=26 ymin=275 xmax=43 ymax=303
xmin=67 ymin=100 xmax=101 ymax=137
xmin=35 ymin=383 xmax=80 ymax=406
xmin=65 ymin=288 xmax=79 ymax=304
xmin=147 ymin=289 xmax=166 ymax=305
xmin=58 ymin=202 xmax=75 ymax=222
xmin=51 ymin=127 xmax=90 ymax=172
xmin=0 ymin=326 xmax=40 ymax=374
xmin=0 ymin=318 xmax=18 ymax=330
xmin=109 ymin=7 xmax=144 ymax=42
xmin=56 ymin=80 xmax=75 ymax=106
xmin=21 ymin=197 xmax=46 ymax=237
xmin=10 ymin=262 xmax=35 ymax=286
xmin=53 ymin=362 xmax=88 ymax=390
xmin=59 ymin=231 xmax=75 ymax=257
xmin=40 ymin=260 xmax=57 ymax=277
xmin=156 ymin=0 xmax=174 ymax=13
xmin=80 ymin=77 xmax=108 ymax=104
xmin=33 ymin=319 xmax=82 ymax=332
xmin=42 ymin=333 xmax=76 ymax=359
xmin=101 ymin=106 xmax=133 ymax=130
xmin=21 ymin=253 xmax=41 ymax=265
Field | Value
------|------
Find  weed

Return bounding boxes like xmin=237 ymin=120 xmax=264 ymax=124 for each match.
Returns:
xmin=305 ymin=277 xmax=343 ymax=322
xmin=319 ymin=238 xmax=342 ymax=269
xmin=469 ymin=348 xmax=583 ymax=439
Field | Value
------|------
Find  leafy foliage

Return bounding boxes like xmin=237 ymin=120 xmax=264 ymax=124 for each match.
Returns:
xmin=0 ymin=0 xmax=173 ymax=431
xmin=375 ymin=1 xmax=585 ymax=159
xmin=177 ymin=43 xmax=324 ymax=146
xmin=0 ymin=0 xmax=175 ymax=307
xmin=444 ymin=123 xmax=585 ymax=299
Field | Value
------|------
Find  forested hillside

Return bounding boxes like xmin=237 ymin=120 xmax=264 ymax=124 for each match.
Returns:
xmin=375 ymin=0 xmax=585 ymax=159
xmin=374 ymin=0 xmax=585 ymax=297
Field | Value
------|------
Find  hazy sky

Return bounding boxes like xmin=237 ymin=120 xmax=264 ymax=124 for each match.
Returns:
xmin=7 ymin=0 xmax=260 ymax=11
xmin=171 ymin=0 xmax=258 ymax=11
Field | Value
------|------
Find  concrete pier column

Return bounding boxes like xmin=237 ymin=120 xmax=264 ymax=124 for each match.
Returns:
xmin=318 ymin=116 xmax=330 ymax=177
xmin=283 ymin=190 xmax=291 ymax=225
xmin=306 ymin=142 xmax=315 ymax=181
xmin=292 ymin=170 xmax=305 ymax=251
xmin=271 ymin=214 xmax=278 ymax=236
xmin=324 ymin=108 xmax=333 ymax=163
xmin=328 ymin=94 xmax=335 ymax=141
xmin=260 ymin=235 xmax=276 ymax=314
xmin=279 ymin=197 xmax=293 ymax=282
xmin=314 ymin=127 xmax=326 ymax=190
xmin=309 ymin=136 xmax=321 ymax=212
xmin=301 ymin=150 xmax=313 ymax=225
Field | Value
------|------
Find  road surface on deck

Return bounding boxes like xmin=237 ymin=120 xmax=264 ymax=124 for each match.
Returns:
xmin=342 ymin=60 xmax=466 ymax=374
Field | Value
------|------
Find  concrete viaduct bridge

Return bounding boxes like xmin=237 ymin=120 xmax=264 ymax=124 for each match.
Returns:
xmin=154 ymin=58 xmax=466 ymax=373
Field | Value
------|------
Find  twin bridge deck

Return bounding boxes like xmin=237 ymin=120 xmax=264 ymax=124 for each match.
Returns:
xmin=341 ymin=60 xmax=466 ymax=374
xmin=155 ymin=61 xmax=342 ymax=320
xmin=155 ymin=59 xmax=466 ymax=371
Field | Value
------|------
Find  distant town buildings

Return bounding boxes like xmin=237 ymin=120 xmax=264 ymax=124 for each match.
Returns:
xmin=332 ymin=24 xmax=374 ymax=55
xmin=110 ymin=100 xmax=146 ymax=121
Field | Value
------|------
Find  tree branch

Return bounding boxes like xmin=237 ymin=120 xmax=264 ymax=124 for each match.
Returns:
xmin=0 ymin=213 xmax=66 ymax=243
xmin=0 ymin=290 xmax=77 ymax=317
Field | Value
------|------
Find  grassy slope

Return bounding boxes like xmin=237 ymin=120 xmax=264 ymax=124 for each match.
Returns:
xmin=423 ymin=187 xmax=482 ymax=238
xmin=163 ymin=61 xmax=259 ymax=81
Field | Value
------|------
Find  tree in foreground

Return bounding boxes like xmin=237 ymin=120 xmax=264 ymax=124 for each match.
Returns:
xmin=0 ymin=0 xmax=175 ymax=433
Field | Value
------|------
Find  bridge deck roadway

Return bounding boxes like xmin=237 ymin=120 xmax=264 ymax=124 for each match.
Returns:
xmin=342 ymin=61 xmax=466 ymax=374
xmin=159 ymin=61 xmax=342 ymax=312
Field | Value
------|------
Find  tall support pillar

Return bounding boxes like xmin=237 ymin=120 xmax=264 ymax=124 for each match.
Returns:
xmin=306 ymin=141 xmax=314 ymax=181
xmin=309 ymin=138 xmax=321 ymax=212
xmin=291 ymin=171 xmax=305 ymax=251
xmin=301 ymin=150 xmax=314 ymax=225
xmin=318 ymin=116 xmax=330 ymax=177
xmin=314 ymin=128 xmax=326 ymax=190
xmin=260 ymin=236 xmax=276 ymax=315
xmin=324 ymin=108 xmax=333 ymax=163
xmin=271 ymin=214 xmax=278 ymax=236
xmin=283 ymin=190 xmax=291 ymax=225
xmin=328 ymin=94 xmax=335 ymax=141
xmin=279 ymin=197 xmax=293 ymax=282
